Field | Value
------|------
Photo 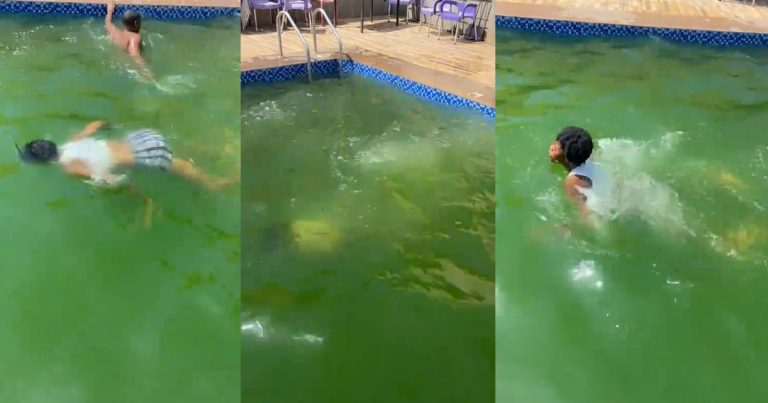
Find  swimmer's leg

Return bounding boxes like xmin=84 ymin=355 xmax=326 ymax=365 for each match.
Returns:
xmin=169 ymin=159 xmax=235 ymax=190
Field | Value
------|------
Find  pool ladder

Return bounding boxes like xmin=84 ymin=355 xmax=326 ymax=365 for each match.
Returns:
xmin=276 ymin=10 xmax=343 ymax=81
xmin=276 ymin=11 xmax=312 ymax=80
xmin=310 ymin=9 xmax=343 ymax=78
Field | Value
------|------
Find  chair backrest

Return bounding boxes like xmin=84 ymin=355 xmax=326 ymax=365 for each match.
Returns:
xmin=437 ymin=0 xmax=460 ymax=12
xmin=462 ymin=3 xmax=478 ymax=18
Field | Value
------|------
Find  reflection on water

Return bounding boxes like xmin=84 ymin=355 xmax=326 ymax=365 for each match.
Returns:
xmin=497 ymin=31 xmax=768 ymax=403
xmin=242 ymin=77 xmax=494 ymax=403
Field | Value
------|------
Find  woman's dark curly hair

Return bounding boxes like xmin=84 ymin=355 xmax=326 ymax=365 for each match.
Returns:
xmin=17 ymin=139 xmax=59 ymax=163
xmin=556 ymin=126 xmax=593 ymax=167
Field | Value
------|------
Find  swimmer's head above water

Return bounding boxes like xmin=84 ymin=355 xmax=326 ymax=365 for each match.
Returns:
xmin=549 ymin=126 xmax=593 ymax=170
xmin=121 ymin=10 xmax=141 ymax=33
xmin=16 ymin=139 xmax=59 ymax=164
xmin=549 ymin=126 xmax=601 ymax=219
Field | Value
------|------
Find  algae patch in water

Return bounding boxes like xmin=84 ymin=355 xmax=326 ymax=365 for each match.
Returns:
xmin=182 ymin=271 xmax=217 ymax=289
xmin=379 ymin=250 xmax=494 ymax=305
xmin=291 ymin=219 xmax=341 ymax=253
xmin=0 ymin=163 xmax=21 ymax=179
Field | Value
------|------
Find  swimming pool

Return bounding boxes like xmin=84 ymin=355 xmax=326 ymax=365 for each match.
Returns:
xmin=496 ymin=18 xmax=768 ymax=403
xmin=241 ymin=64 xmax=494 ymax=402
xmin=0 ymin=9 xmax=240 ymax=402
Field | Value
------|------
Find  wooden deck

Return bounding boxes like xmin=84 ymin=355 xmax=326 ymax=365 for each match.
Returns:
xmin=241 ymin=17 xmax=495 ymax=107
xmin=497 ymin=0 xmax=768 ymax=34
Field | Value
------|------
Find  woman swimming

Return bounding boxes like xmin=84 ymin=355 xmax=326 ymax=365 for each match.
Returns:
xmin=17 ymin=120 xmax=233 ymax=190
xmin=548 ymin=126 xmax=612 ymax=218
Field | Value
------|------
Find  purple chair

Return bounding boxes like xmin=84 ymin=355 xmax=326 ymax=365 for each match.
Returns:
xmin=420 ymin=0 xmax=444 ymax=36
xmin=435 ymin=0 xmax=478 ymax=44
xmin=387 ymin=0 xmax=415 ymax=25
xmin=249 ymin=0 xmax=281 ymax=31
xmin=282 ymin=0 xmax=314 ymax=27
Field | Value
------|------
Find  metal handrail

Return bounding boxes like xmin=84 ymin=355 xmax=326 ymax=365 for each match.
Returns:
xmin=276 ymin=10 xmax=312 ymax=81
xmin=309 ymin=8 xmax=343 ymax=78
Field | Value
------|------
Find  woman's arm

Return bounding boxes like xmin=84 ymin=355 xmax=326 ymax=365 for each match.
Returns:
xmin=69 ymin=120 xmax=108 ymax=142
xmin=564 ymin=175 xmax=590 ymax=219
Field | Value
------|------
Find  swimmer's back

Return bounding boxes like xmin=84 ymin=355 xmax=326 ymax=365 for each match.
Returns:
xmin=108 ymin=30 xmax=142 ymax=55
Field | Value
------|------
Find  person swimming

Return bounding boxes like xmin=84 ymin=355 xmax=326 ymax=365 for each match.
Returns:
xmin=548 ymin=126 xmax=612 ymax=218
xmin=104 ymin=0 xmax=153 ymax=81
xmin=17 ymin=120 xmax=233 ymax=190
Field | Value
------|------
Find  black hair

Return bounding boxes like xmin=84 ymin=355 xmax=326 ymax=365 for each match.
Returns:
xmin=556 ymin=126 xmax=593 ymax=167
xmin=122 ymin=10 xmax=141 ymax=33
xmin=18 ymin=139 xmax=59 ymax=163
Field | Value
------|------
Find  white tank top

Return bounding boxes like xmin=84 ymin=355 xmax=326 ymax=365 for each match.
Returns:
xmin=570 ymin=159 xmax=600 ymax=185
xmin=59 ymin=138 xmax=114 ymax=181
xmin=569 ymin=159 xmax=614 ymax=214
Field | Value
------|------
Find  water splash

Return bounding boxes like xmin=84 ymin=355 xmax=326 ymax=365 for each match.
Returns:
xmin=584 ymin=133 xmax=690 ymax=233
xmin=569 ymin=260 xmax=604 ymax=290
xmin=241 ymin=314 xmax=324 ymax=346
xmin=154 ymin=74 xmax=198 ymax=94
xmin=243 ymin=100 xmax=286 ymax=121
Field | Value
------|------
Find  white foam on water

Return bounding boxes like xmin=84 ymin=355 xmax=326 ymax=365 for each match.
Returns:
xmin=241 ymin=319 xmax=266 ymax=339
xmin=154 ymin=74 xmax=198 ymax=94
xmin=143 ymin=32 xmax=164 ymax=48
xmin=534 ymin=188 xmax=566 ymax=223
xmin=577 ymin=133 xmax=690 ymax=234
xmin=240 ymin=314 xmax=324 ymax=346
xmin=291 ymin=334 xmax=325 ymax=344
xmin=354 ymin=137 xmax=440 ymax=168
xmin=83 ymin=21 xmax=109 ymax=50
xmin=569 ymin=260 xmax=604 ymax=290
xmin=244 ymin=100 xmax=286 ymax=121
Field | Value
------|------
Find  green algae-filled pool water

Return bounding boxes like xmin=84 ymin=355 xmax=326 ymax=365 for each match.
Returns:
xmin=0 ymin=15 xmax=240 ymax=402
xmin=242 ymin=76 xmax=494 ymax=403
xmin=497 ymin=30 xmax=768 ymax=402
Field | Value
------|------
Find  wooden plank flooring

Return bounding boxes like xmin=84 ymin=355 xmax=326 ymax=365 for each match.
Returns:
xmin=241 ymin=17 xmax=495 ymax=106
xmin=497 ymin=0 xmax=768 ymax=33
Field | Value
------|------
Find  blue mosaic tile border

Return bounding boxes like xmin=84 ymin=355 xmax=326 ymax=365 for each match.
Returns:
xmin=240 ymin=59 xmax=351 ymax=84
xmin=352 ymin=62 xmax=494 ymax=119
xmin=496 ymin=15 xmax=768 ymax=48
xmin=241 ymin=60 xmax=495 ymax=120
xmin=0 ymin=1 xmax=238 ymax=20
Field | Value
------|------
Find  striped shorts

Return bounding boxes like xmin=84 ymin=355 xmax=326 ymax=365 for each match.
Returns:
xmin=125 ymin=129 xmax=173 ymax=170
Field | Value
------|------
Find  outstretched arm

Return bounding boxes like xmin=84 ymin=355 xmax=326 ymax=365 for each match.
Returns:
xmin=69 ymin=120 xmax=108 ymax=142
xmin=105 ymin=1 xmax=118 ymax=35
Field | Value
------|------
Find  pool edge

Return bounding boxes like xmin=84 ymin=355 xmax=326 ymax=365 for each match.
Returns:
xmin=495 ymin=15 xmax=768 ymax=48
xmin=0 ymin=1 xmax=239 ymax=20
xmin=240 ymin=60 xmax=495 ymax=120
